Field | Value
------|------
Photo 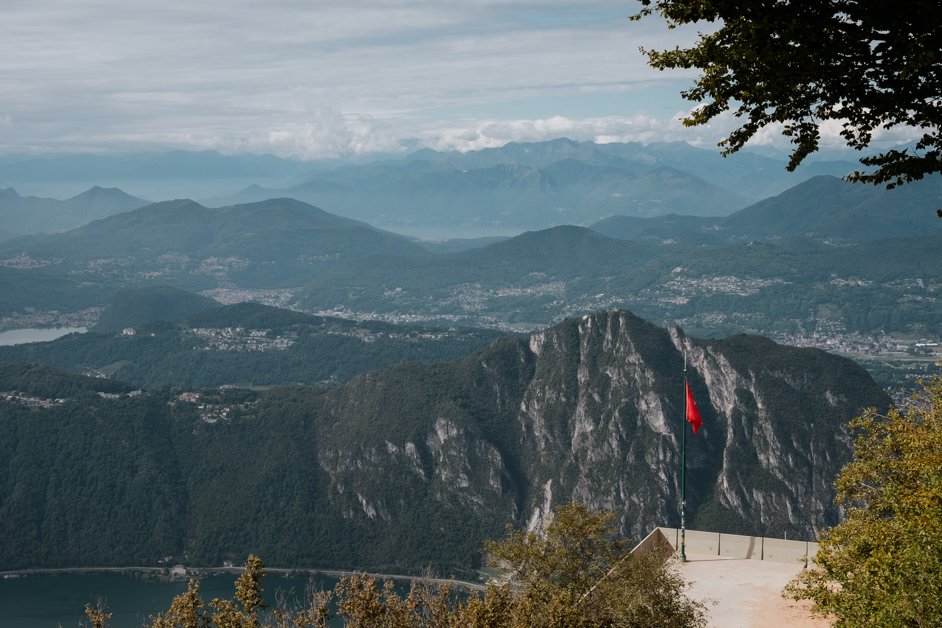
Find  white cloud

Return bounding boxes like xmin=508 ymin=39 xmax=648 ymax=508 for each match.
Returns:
xmin=416 ymin=113 xmax=699 ymax=152
xmin=0 ymin=1 xmax=704 ymax=156
xmin=691 ymin=109 xmax=927 ymax=157
xmin=816 ymin=117 xmax=924 ymax=150
xmin=221 ymin=111 xmax=405 ymax=159
xmin=11 ymin=1 xmax=917 ymax=161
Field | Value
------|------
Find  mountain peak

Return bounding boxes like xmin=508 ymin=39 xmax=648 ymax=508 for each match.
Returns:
xmin=68 ymin=185 xmax=142 ymax=202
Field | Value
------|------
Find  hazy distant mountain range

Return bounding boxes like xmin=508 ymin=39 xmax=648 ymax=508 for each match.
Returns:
xmin=590 ymin=175 xmax=942 ymax=245
xmin=0 ymin=139 xmax=863 ymax=235
xmin=226 ymin=159 xmax=748 ymax=227
xmin=0 ymin=185 xmax=148 ymax=237
xmin=0 ymin=151 xmax=308 ymax=182
xmin=214 ymin=139 xmax=860 ymax=229
xmin=0 ymin=197 xmax=426 ymax=288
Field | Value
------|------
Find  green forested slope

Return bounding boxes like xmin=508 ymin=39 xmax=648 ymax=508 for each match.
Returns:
xmin=0 ymin=312 xmax=890 ymax=575
xmin=0 ymin=303 xmax=502 ymax=388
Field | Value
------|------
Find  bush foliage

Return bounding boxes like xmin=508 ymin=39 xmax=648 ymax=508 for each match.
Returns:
xmin=786 ymin=377 xmax=942 ymax=625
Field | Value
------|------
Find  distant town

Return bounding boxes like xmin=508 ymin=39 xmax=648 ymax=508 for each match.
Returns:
xmin=4 ymin=295 xmax=939 ymax=361
xmin=172 ymin=390 xmax=258 ymax=423
xmin=2 ymin=272 xmax=937 ymax=407
xmin=1 ymin=388 xmax=142 ymax=409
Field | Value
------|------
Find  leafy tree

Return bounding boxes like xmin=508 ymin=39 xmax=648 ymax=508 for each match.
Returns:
xmin=150 ymin=554 xmax=268 ymax=628
xmin=472 ymin=503 xmax=707 ymax=627
xmin=269 ymin=588 xmax=331 ymax=628
xmin=83 ymin=601 xmax=112 ymax=628
xmin=634 ymin=1 xmax=942 ymax=209
xmin=334 ymin=573 xmax=418 ymax=627
xmin=149 ymin=579 xmax=208 ymax=628
xmin=786 ymin=378 xmax=942 ymax=626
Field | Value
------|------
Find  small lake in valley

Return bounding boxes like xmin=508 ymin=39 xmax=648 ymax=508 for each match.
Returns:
xmin=0 ymin=327 xmax=87 ymax=346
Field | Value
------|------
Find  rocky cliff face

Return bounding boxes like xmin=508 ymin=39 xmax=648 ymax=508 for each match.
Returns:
xmin=319 ymin=310 xmax=888 ymax=542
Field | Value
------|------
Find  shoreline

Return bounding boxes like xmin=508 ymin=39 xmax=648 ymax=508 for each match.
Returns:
xmin=0 ymin=566 xmax=486 ymax=591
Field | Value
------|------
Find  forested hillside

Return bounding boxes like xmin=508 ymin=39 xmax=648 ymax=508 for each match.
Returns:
xmin=0 ymin=311 xmax=889 ymax=575
xmin=0 ymin=302 xmax=501 ymax=388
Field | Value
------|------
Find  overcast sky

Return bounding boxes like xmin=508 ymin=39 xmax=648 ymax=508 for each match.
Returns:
xmin=0 ymin=1 xmax=914 ymax=160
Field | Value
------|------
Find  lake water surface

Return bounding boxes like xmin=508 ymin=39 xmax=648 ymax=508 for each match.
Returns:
xmin=0 ymin=572 xmax=335 ymax=627
xmin=0 ymin=327 xmax=87 ymax=346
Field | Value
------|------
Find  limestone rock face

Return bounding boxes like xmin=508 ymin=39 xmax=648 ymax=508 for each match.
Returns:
xmin=319 ymin=310 xmax=888 ymax=541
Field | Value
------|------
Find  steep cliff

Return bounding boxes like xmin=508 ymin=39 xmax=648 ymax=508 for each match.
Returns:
xmin=317 ymin=310 xmax=888 ymax=545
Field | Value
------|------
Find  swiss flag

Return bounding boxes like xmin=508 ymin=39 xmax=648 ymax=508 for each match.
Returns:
xmin=685 ymin=381 xmax=702 ymax=435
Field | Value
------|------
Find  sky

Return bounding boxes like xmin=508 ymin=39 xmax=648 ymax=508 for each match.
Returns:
xmin=0 ymin=1 xmax=916 ymax=160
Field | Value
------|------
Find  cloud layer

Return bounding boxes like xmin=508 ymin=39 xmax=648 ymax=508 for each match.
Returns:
xmin=0 ymin=1 xmax=923 ymax=159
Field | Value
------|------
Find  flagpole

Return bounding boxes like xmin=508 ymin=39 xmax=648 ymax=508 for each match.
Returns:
xmin=681 ymin=348 xmax=687 ymax=562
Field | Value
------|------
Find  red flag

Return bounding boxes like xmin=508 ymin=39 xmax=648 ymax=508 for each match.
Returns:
xmin=685 ymin=381 xmax=702 ymax=435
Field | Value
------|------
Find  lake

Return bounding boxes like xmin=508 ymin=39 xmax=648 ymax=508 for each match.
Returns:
xmin=383 ymin=224 xmax=523 ymax=241
xmin=0 ymin=327 xmax=87 ymax=346
xmin=0 ymin=572 xmax=339 ymax=627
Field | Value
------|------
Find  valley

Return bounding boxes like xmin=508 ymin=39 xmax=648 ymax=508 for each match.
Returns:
xmin=5 ymin=0 xmax=942 ymax=620
xmin=0 ymin=140 xmax=938 ymax=581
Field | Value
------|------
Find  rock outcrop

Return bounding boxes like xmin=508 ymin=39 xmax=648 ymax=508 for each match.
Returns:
xmin=318 ymin=310 xmax=888 ymax=542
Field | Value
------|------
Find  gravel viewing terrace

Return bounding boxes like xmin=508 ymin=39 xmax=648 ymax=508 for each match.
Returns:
xmin=637 ymin=528 xmax=832 ymax=627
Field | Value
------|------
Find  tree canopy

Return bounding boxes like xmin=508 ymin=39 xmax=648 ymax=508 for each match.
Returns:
xmin=786 ymin=377 xmax=942 ymax=625
xmin=481 ymin=503 xmax=706 ymax=627
xmin=90 ymin=504 xmax=705 ymax=627
xmin=634 ymin=0 xmax=942 ymax=210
